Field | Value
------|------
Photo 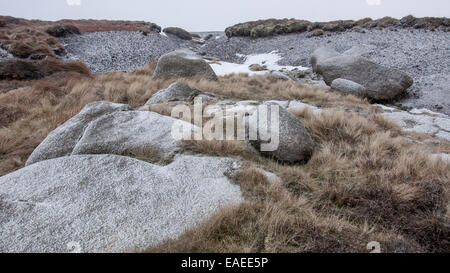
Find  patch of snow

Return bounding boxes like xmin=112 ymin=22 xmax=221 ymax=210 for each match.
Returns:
xmin=435 ymin=131 xmax=450 ymax=140
xmin=264 ymin=100 xmax=289 ymax=108
xmin=374 ymin=104 xmax=397 ymax=112
xmin=410 ymin=108 xmax=447 ymax=117
xmin=288 ymin=100 xmax=321 ymax=113
xmin=210 ymin=51 xmax=308 ymax=76
xmin=432 ymin=153 xmax=450 ymax=161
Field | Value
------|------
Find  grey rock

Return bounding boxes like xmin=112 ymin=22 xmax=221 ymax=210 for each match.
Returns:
xmin=152 ymin=49 xmax=218 ymax=80
xmin=0 ymin=154 xmax=242 ymax=253
xmin=145 ymin=82 xmax=217 ymax=105
xmin=26 ymin=101 xmax=131 ymax=166
xmin=248 ymin=103 xmax=314 ymax=163
xmin=146 ymin=82 xmax=200 ymax=104
xmin=312 ymin=46 xmax=413 ymax=100
xmin=270 ymin=71 xmax=290 ymax=81
xmin=163 ymin=27 xmax=193 ymax=40
xmin=331 ymin=78 xmax=367 ymax=96
xmin=27 ymin=102 xmax=195 ymax=165
xmin=310 ymin=46 xmax=340 ymax=71
xmin=71 ymin=110 xmax=192 ymax=157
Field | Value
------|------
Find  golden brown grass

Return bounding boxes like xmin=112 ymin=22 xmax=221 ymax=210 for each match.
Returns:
xmin=0 ymin=62 xmax=448 ymax=253
xmin=150 ymin=108 xmax=449 ymax=253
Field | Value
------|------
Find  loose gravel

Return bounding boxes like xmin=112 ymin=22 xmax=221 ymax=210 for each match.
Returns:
xmin=59 ymin=31 xmax=193 ymax=73
xmin=59 ymin=28 xmax=450 ymax=114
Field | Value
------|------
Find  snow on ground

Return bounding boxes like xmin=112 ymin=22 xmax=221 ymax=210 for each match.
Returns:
xmin=209 ymin=51 xmax=308 ymax=76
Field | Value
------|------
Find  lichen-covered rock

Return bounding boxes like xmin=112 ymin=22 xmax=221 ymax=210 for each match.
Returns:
xmin=248 ymin=103 xmax=314 ymax=163
xmin=0 ymin=154 xmax=242 ymax=253
xmin=152 ymin=49 xmax=218 ymax=80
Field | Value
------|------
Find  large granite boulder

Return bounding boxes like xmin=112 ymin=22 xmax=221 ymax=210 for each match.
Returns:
xmin=0 ymin=154 xmax=242 ymax=253
xmin=152 ymin=49 xmax=218 ymax=81
xmin=248 ymin=103 xmax=314 ymax=163
xmin=311 ymin=46 xmax=413 ymax=100
xmin=26 ymin=101 xmax=194 ymax=165
xmin=26 ymin=101 xmax=131 ymax=165
xmin=71 ymin=110 xmax=191 ymax=157
xmin=163 ymin=27 xmax=193 ymax=40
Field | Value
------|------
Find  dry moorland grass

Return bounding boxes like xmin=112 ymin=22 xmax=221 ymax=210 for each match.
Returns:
xmin=0 ymin=28 xmax=64 ymax=58
xmin=0 ymin=62 xmax=448 ymax=252
xmin=150 ymin=109 xmax=450 ymax=253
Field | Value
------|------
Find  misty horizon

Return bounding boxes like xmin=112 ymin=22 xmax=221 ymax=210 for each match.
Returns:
xmin=1 ymin=0 xmax=450 ymax=31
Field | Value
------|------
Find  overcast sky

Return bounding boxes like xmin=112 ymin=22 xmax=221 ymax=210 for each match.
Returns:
xmin=1 ymin=0 xmax=449 ymax=31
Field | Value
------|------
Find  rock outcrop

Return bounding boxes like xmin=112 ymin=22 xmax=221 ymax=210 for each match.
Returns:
xmin=45 ymin=25 xmax=81 ymax=38
xmin=0 ymin=154 xmax=242 ymax=253
xmin=225 ymin=16 xmax=450 ymax=38
xmin=152 ymin=49 xmax=218 ymax=80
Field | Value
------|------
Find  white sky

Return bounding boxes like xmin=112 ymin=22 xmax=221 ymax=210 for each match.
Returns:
xmin=0 ymin=0 xmax=449 ymax=31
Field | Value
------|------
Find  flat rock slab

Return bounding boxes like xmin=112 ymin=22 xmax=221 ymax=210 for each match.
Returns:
xmin=0 ymin=154 xmax=242 ymax=253
xmin=378 ymin=105 xmax=450 ymax=140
